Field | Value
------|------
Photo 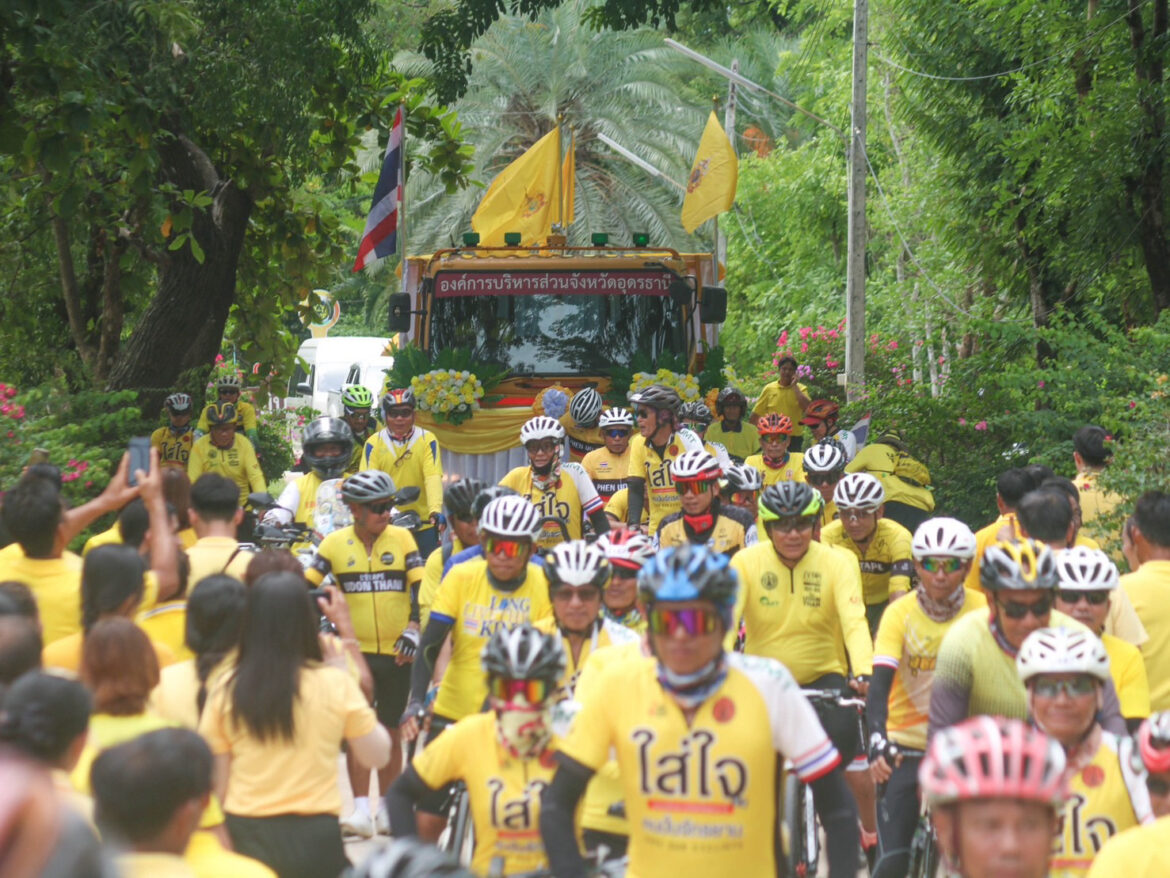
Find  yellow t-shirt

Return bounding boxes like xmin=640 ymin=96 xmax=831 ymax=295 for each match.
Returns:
xmin=1075 ymin=471 xmax=1123 ymax=530
xmin=625 ymin=429 xmax=704 ymax=532
xmin=560 ymin=652 xmax=840 ymax=878
xmin=151 ymin=425 xmax=195 ymax=469
xmin=199 ymin=663 xmax=377 ymax=817
xmin=43 ymin=627 xmax=176 ymax=674
xmin=744 ymin=452 xmax=806 ymax=486
xmin=603 ymin=488 xmax=647 ymax=527
xmin=1122 ymin=561 xmax=1170 ymax=711
xmin=137 ymin=600 xmax=192 ymax=662
xmin=305 ymin=524 xmax=425 ymax=655
xmin=196 ymin=399 xmax=258 ymax=434
xmin=151 ymin=659 xmax=202 ymax=730
xmin=82 ymin=523 xmax=122 ymax=556
xmin=872 ymin=588 xmax=988 ymax=750
xmin=420 ymin=538 xmax=464 ymax=631
xmin=360 ymin=426 xmax=444 ymax=522
xmin=185 ymin=830 xmax=277 ymax=878
xmin=187 ymin=434 xmax=266 ymax=506
xmin=413 ymin=711 xmax=557 ymax=876
xmin=729 ymin=540 xmax=873 ymax=684
xmin=186 ymin=536 xmax=253 ymax=586
xmin=821 ymin=517 xmax=915 ymax=605
xmin=1087 ymin=815 xmax=1170 ymax=877
xmin=71 ymin=711 xmax=181 ymax=792
xmin=0 ymin=552 xmax=83 ymax=644
xmin=965 ymin=514 xmax=1018 ymax=592
xmin=705 ymin=419 xmax=759 ymax=461
xmin=750 ymin=380 xmax=809 ymax=438
xmin=499 ymin=463 xmax=603 ymax=550
xmin=1050 ymin=732 xmax=1150 ymax=877
xmin=534 ymin=617 xmax=640 ymax=699
xmin=429 ymin=559 xmax=553 ymax=721
xmin=117 ymin=853 xmax=198 ymax=878
xmin=581 ymin=446 xmax=630 ymax=503
xmin=1103 ymin=633 xmax=1151 ymax=721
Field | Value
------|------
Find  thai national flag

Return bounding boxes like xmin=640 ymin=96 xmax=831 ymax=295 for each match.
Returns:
xmin=352 ymin=106 xmax=403 ymax=272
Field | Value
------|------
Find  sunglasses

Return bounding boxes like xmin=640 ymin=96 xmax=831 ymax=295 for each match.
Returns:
xmin=526 ymin=440 xmax=559 ymax=453
xmin=766 ymin=516 xmax=817 ymax=533
xmin=484 ymin=536 xmax=529 ymax=559
xmin=635 ymin=409 xmax=653 ymax=419
xmin=1057 ymin=590 xmax=1110 ymax=606
xmin=731 ymin=491 xmax=758 ymax=506
xmin=675 ymin=480 xmax=714 ymax=496
xmin=920 ymin=557 xmax=965 ymax=575
xmin=840 ymin=509 xmax=876 ymax=522
xmin=364 ymin=501 xmax=393 ymax=515
xmin=1031 ymin=676 xmax=1097 ymax=698
xmin=806 ymin=473 xmax=838 ymax=487
xmin=218 ymin=388 xmax=239 ymax=395
xmin=489 ymin=676 xmax=554 ymax=704
xmin=683 ymin=422 xmax=707 ymax=432
xmin=385 ymin=407 xmax=414 ymax=418
xmin=552 ymin=585 xmax=602 ymax=603
xmin=605 ymin=429 xmax=631 ymax=439
xmin=648 ymin=607 xmax=721 ymax=637
xmin=996 ymin=595 xmax=1052 ymax=620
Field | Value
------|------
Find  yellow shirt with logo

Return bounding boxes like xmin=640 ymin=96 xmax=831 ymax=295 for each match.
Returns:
xmin=187 ymin=434 xmax=266 ymax=505
xmin=744 ymin=452 xmax=806 ymax=486
xmin=560 ymin=652 xmax=841 ymax=878
xmin=1122 ymin=561 xmax=1170 ymax=711
xmin=429 ymin=559 xmax=553 ymax=721
xmin=565 ymin=422 xmax=604 ymax=464
xmin=656 ymin=507 xmax=755 ymax=557
xmin=750 ymin=380 xmax=809 ymax=438
xmin=1087 ymin=815 xmax=1170 ymax=878
xmin=151 ymin=425 xmax=195 ymax=468
xmin=413 ymin=710 xmax=557 ymax=876
xmin=196 ymin=399 xmax=258 ymax=434
xmin=305 ymin=524 xmax=424 ymax=655
xmin=361 ymin=426 xmax=444 ymax=521
xmin=534 ymin=617 xmax=640 ymax=700
xmin=581 ymin=446 xmax=630 ymax=503
xmin=821 ymin=517 xmax=915 ymax=605
xmin=500 ymin=462 xmax=603 ymax=549
xmin=1102 ymin=633 xmax=1150 ymax=721
xmin=625 ymin=428 xmax=704 ymax=532
xmin=705 ymin=419 xmax=759 ymax=461
xmin=729 ymin=540 xmax=873 ymax=684
xmin=872 ymin=588 xmax=988 ymax=750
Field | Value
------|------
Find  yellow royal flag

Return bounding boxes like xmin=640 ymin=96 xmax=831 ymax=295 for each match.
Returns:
xmin=473 ymin=128 xmax=561 ymax=246
xmin=681 ymin=112 xmax=738 ymax=233
xmin=562 ymin=132 xmax=576 ymax=226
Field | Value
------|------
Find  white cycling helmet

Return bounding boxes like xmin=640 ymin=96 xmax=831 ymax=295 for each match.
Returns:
xmin=912 ymin=517 xmax=977 ymax=561
xmin=802 ymin=439 xmax=848 ymax=475
xmin=479 ymin=495 xmax=542 ymax=539
xmin=569 ymin=388 xmax=604 ymax=427
xmin=1055 ymin=546 xmax=1119 ymax=591
xmin=545 ymin=540 xmax=611 ymax=589
xmin=341 ymin=470 xmax=397 ymax=504
xmin=1017 ymin=627 xmax=1111 ymax=684
xmin=520 ymin=415 xmax=565 ymax=445
xmin=595 ymin=527 xmax=655 ymax=571
xmin=670 ymin=449 xmax=722 ymax=482
xmin=833 ymin=472 xmax=886 ymax=510
xmin=722 ymin=463 xmax=764 ymax=493
xmin=598 ymin=408 xmax=635 ymax=429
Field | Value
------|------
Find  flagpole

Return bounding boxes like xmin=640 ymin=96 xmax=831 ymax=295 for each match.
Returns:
xmin=397 ymin=104 xmax=407 ymax=290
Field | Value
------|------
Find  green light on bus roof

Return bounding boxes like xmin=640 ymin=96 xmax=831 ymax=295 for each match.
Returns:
xmin=504 ymin=232 xmax=522 ymax=246
xmin=591 ymin=233 xmax=609 ymax=246
xmin=632 ymin=232 xmax=650 ymax=247
xmin=462 ymin=232 xmax=480 ymax=246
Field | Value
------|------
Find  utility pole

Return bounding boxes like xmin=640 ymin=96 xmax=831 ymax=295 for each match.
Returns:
xmin=716 ymin=61 xmax=738 ymax=277
xmin=844 ymin=0 xmax=868 ymax=401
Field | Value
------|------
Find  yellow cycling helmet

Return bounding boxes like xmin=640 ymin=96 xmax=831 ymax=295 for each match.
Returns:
xmin=206 ymin=402 xmax=238 ymax=426
xmin=980 ymin=538 xmax=1058 ymax=592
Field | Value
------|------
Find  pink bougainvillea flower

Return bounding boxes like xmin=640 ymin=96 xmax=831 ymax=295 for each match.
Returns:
xmin=958 ymin=418 xmax=967 ymax=426
xmin=1129 ymin=401 xmax=1137 ymax=409
xmin=887 ymin=340 xmax=898 ymax=351
xmin=975 ymin=420 xmax=988 ymax=431
xmin=778 ymin=330 xmax=789 ymax=345
xmin=1037 ymin=381 xmax=1045 ymax=388
xmin=799 ymin=326 xmax=812 ymax=341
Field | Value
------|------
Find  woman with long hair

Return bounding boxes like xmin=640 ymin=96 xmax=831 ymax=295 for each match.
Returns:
xmin=199 ymin=572 xmax=389 ymax=878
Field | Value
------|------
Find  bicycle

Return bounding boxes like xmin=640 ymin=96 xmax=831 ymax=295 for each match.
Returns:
xmin=436 ymin=780 xmax=474 ymax=867
xmin=905 ymin=806 xmax=940 ymax=878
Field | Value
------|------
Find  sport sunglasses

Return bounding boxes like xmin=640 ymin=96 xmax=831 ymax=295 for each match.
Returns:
xmin=995 ymin=595 xmax=1052 ymax=620
xmin=489 ymin=677 xmax=554 ymax=704
xmin=648 ymin=607 xmax=721 ymax=637
xmin=919 ymin=557 xmax=965 ymax=575
xmin=484 ymin=536 xmax=530 ymax=559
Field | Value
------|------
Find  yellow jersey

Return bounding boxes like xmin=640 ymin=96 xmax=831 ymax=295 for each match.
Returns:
xmin=705 ymin=419 xmax=759 ymax=461
xmin=744 ymin=452 xmax=806 ymax=486
xmin=1050 ymin=731 xmax=1153 ymax=877
xmin=750 ymin=380 xmax=809 ymax=438
xmin=361 ymin=426 xmax=444 ymax=522
xmin=413 ymin=710 xmax=557 ymax=876
xmin=196 ymin=399 xmax=258 ymax=435
xmin=429 ymin=559 xmax=553 ymax=720
xmin=821 ymin=517 xmax=915 ymax=605
xmin=1087 ymin=815 xmax=1170 ymax=877
xmin=1103 ymin=633 xmax=1150 ymax=721
xmin=499 ymin=463 xmax=603 ymax=549
xmin=187 ymin=434 xmax=266 ymax=505
xmin=603 ymin=488 xmax=647 ymax=527
xmin=625 ymin=428 xmax=704 ymax=532
xmin=305 ymin=524 xmax=425 ymax=655
xmin=728 ymin=540 xmax=873 ymax=684
xmin=534 ymin=616 xmax=640 ymax=699
xmin=419 ymin=538 xmax=464 ymax=631
xmin=1122 ymin=561 xmax=1170 ymax=711
xmin=560 ymin=651 xmax=841 ymax=878
xmin=565 ymin=422 xmax=604 ymax=463
xmin=581 ymin=446 xmax=630 ymax=503
xmin=151 ymin=425 xmax=195 ymax=468
xmin=655 ymin=506 xmax=757 ymax=557
xmin=845 ymin=443 xmax=934 ymax=512
xmin=872 ymin=588 xmax=988 ymax=750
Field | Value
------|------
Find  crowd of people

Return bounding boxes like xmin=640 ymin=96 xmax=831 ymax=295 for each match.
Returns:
xmin=0 ymin=365 xmax=1168 ymax=878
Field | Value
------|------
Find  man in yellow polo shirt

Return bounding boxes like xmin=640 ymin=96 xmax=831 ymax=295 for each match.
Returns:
xmin=750 ymin=355 xmax=810 ymax=450
xmin=1122 ymin=491 xmax=1170 ymax=712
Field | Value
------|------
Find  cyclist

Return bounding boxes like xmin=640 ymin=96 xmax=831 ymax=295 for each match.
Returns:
xmin=387 ymin=625 xmax=566 ymax=876
xmin=440 ymin=485 xmax=521 ymax=579
xmin=152 ymin=393 xmax=196 ymax=468
xmin=654 ymin=449 xmax=756 ymax=555
xmin=361 ymin=387 xmax=445 ymax=557
xmin=305 ymin=469 xmax=424 ymax=839
xmin=500 ymin=416 xmax=609 ymax=549
xmin=187 ymin=402 xmax=266 ymax=507
xmin=624 ymin=383 xmax=704 ymax=533
xmin=581 ymin=407 xmax=634 ymax=505
xmin=845 ymin=430 xmax=934 ymax=533
xmin=339 ymin=384 xmax=377 ymax=475
xmin=744 ymin=413 xmax=805 ymax=485
xmin=800 ymin=398 xmax=858 ymax=460
xmin=541 ymin=544 xmax=860 ymax=878
xmin=679 ymin=400 xmax=732 ymax=470
xmin=566 ymin=386 xmax=605 ymax=462
xmin=705 ymin=386 xmax=758 ymax=462
xmin=594 ymin=526 xmax=654 ymax=632
xmin=263 ymin=417 xmax=354 ymax=542
xmin=719 ymin=462 xmax=764 ymax=515
xmin=822 ymin=472 xmax=915 ymax=635
xmin=803 ymin=437 xmax=849 ymax=522
xmin=1054 ymin=547 xmax=1150 ymax=729
xmin=750 ymin=354 xmax=811 ymax=450
xmin=1016 ymin=627 xmax=1153 ymax=876
xmin=537 ymin=540 xmax=640 ymax=696
xmin=868 ymin=517 xmax=986 ymax=878
xmin=601 ymin=485 xmax=647 ymax=530
xmin=921 ymin=715 xmax=1067 ymax=878
xmin=929 ymin=539 xmax=1127 ymax=736
xmin=196 ymin=374 xmax=259 ymax=445
xmin=420 ymin=477 xmax=486 ymax=629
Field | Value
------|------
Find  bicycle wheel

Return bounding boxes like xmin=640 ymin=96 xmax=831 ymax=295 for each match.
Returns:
xmin=783 ymin=774 xmax=817 ymax=878
xmin=438 ymin=782 xmax=473 ymax=864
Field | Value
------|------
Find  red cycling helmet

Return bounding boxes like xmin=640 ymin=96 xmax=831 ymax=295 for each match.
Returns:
xmin=1138 ymin=712 xmax=1170 ymax=774
xmin=757 ymin=414 xmax=793 ymax=436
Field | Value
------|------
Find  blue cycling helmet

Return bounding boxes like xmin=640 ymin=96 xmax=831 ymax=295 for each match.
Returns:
xmin=637 ymin=545 xmax=738 ymax=628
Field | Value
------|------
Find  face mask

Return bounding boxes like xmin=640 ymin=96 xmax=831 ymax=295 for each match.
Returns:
xmin=494 ymin=698 xmax=553 ymax=759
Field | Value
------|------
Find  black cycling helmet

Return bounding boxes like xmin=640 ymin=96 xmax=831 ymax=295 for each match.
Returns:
xmin=679 ymin=401 xmax=713 ymax=427
xmin=353 ymin=838 xmax=475 ymax=878
xmin=444 ymin=477 xmax=488 ymax=521
xmin=758 ymin=481 xmax=823 ymax=520
xmin=302 ymin=417 xmax=354 ymax=481
xmin=628 ymin=384 xmax=682 ymax=415
xmin=480 ymin=624 xmax=566 ymax=684
xmin=637 ymin=544 xmax=738 ymax=627
xmin=205 ymin=402 xmax=237 ymax=426
xmin=716 ymin=386 xmax=747 ymax=415
xmin=164 ymin=393 xmax=192 ymax=414
xmin=471 ymin=484 xmax=519 ymax=519
xmin=341 ymin=470 xmax=397 ymax=504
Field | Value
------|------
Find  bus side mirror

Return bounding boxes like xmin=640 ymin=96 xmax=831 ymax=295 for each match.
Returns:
xmin=669 ymin=277 xmax=694 ymax=308
xmin=388 ymin=293 xmax=413 ymax=333
xmin=700 ymin=287 xmax=727 ymax=324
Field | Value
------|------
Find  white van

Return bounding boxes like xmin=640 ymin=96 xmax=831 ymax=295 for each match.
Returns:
xmin=324 ymin=356 xmax=396 ymax=417
xmin=286 ymin=336 xmax=391 ymax=414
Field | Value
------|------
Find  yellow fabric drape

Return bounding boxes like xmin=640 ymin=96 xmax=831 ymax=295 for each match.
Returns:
xmin=416 ymin=408 xmax=529 ymax=454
